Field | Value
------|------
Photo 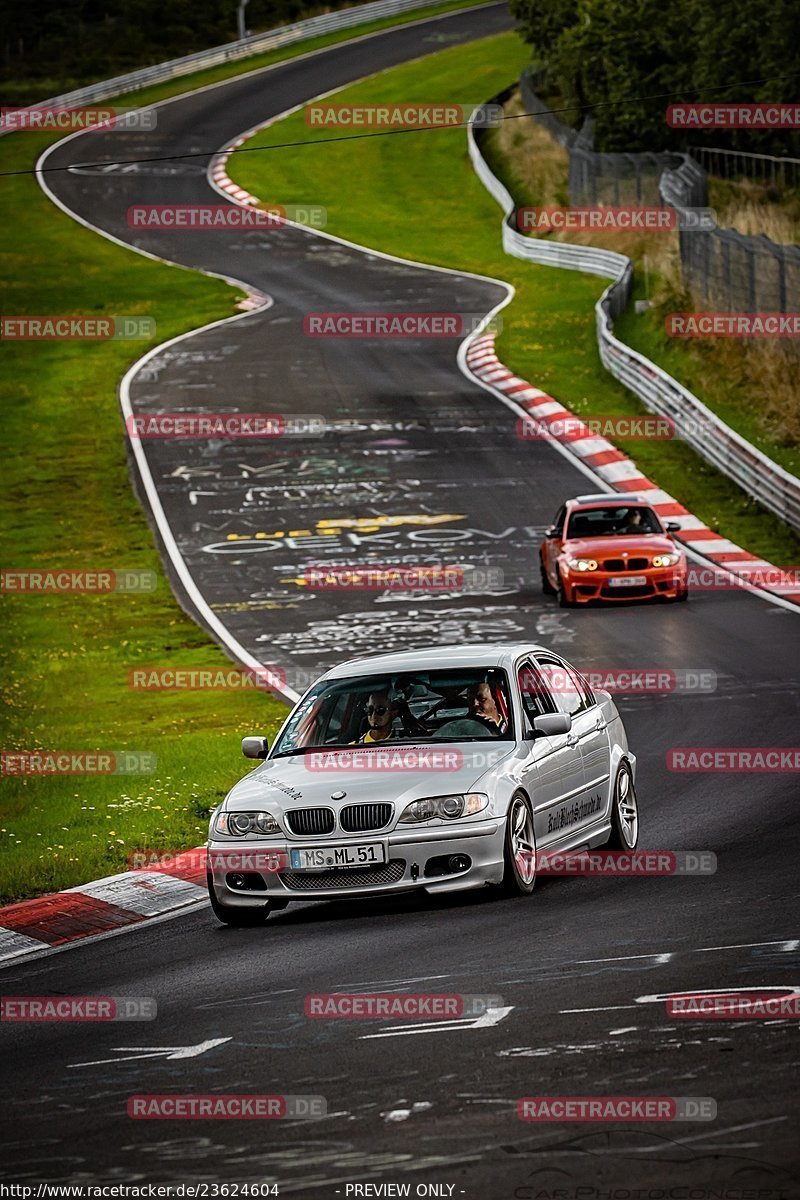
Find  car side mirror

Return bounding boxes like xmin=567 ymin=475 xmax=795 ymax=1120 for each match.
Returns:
xmin=530 ymin=712 xmax=572 ymax=738
xmin=545 ymin=526 xmax=561 ymax=539
xmin=665 ymin=522 xmax=681 ymax=533
xmin=242 ymin=736 xmax=269 ymax=759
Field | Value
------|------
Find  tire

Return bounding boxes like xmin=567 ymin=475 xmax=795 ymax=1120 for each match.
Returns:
xmin=540 ymin=556 xmax=556 ymax=595
xmin=558 ymin=580 xmax=574 ymax=608
xmin=674 ymin=587 xmax=689 ymax=602
xmin=601 ymin=761 xmax=639 ymax=850
xmin=207 ymin=875 xmax=271 ymax=926
xmin=501 ymin=792 xmax=537 ymax=896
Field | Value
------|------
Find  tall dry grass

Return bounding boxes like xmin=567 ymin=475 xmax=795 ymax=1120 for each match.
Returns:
xmin=494 ymin=88 xmax=800 ymax=449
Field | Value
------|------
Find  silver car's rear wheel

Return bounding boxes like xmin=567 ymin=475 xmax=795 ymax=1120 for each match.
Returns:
xmin=502 ymin=793 xmax=536 ymax=895
xmin=603 ymin=762 xmax=638 ymax=849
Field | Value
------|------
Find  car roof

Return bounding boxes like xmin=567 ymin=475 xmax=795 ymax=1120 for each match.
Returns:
xmin=321 ymin=643 xmax=549 ymax=680
xmin=569 ymin=493 xmax=648 ymax=507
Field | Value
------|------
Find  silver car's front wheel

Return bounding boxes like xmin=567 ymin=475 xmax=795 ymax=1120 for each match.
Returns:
xmin=502 ymin=792 xmax=536 ymax=895
xmin=603 ymin=762 xmax=639 ymax=850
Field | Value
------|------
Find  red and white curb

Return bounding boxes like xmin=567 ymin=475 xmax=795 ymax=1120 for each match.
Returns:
xmin=210 ymin=137 xmax=262 ymax=208
xmin=209 ymin=143 xmax=272 ymax=312
xmin=465 ymin=334 xmax=800 ymax=605
xmin=0 ymin=851 xmax=208 ymax=964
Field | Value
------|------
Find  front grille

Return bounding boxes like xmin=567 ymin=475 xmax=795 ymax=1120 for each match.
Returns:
xmin=602 ymin=557 xmax=649 ymax=571
xmin=279 ymin=860 xmax=407 ymax=890
xmin=285 ymin=807 xmax=335 ymax=837
xmin=340 ymin=803 xmax=393 ymax=832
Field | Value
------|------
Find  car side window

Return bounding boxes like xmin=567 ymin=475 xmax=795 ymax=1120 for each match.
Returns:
xmin=517 ymin=660 xmax=558 ymax=725
xmin=573 ymin=667 xmax=596 ymax=709
xmin=535 ymin=656 xmax=592 ymax=718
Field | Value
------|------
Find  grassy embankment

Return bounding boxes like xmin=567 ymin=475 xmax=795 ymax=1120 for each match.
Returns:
xmin=0 ymin=0 xmax=486 ymax=903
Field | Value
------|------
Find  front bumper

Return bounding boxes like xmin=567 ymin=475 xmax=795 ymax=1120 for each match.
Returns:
xmin=562 ymin=566 xmax=687 ymax=604
xmin=207 ymin=818 xmax=506 ymax=907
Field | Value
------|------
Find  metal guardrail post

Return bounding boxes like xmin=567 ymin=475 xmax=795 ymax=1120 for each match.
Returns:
xmin=467 ymin=95 xmax=800 ymax=532
xmin=0 ymin=0 xmax=446 ymax=126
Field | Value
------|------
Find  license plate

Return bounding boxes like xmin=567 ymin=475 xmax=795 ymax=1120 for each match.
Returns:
xmin=608 ymin=575 xmax=648 ymax=587
xmin=290 ymin=843 xmax=386 ymax=871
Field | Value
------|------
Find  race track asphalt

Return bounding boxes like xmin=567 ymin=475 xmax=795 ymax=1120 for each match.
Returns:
xmin=4 ymin=6 xmax=799 ymax=1195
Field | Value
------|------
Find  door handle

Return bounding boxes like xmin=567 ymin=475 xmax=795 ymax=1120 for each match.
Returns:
xmin=595 ymin=717 xmax=605 ymax=730
xmin=566 ymin=734 xmax=579 ymax=747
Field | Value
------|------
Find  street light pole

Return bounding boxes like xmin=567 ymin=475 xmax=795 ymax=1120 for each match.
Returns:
xmin=237 ymin=0 xmax=250 ymax=41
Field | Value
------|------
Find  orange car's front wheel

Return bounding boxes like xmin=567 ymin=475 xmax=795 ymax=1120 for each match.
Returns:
xmin=558 ymin=575 xmax=574 ymax=608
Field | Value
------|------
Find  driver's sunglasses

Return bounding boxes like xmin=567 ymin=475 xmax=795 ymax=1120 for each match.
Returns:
xmin=365 ymin=704 xmax=389 ymax=715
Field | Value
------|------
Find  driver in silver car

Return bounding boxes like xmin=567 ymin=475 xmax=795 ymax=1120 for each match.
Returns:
xmin=359 ymin=689 xmax=398 ymax=744
xmin=466 ymin=682 xmax=507 ymax=735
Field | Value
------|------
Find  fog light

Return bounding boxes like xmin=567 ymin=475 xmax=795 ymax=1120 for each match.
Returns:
xmin=227 ymin=872 xmax=246 ymax=890
xmin=449 ymin=855 xmax=470 ymax=873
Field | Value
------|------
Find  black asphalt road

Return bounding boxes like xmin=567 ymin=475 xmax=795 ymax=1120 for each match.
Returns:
xmin=4 ymin=5 xmax=799 ymax=1196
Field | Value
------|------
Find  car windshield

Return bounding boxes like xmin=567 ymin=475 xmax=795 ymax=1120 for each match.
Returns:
xmin=566 ymin=505 xmax=661 ymax=539
xmin=272 ymin=668 xmax=514 ymax=755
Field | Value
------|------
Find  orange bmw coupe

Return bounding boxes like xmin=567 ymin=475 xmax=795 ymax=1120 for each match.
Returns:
xmin=539 ymin=494 xmax=689 ymax=607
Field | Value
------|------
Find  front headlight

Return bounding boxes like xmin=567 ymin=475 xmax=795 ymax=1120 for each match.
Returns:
xmin=652 ymin=552 xmax=681 ymax=567
xmin=398 ymin=793 xmax=489 ymax=823
xmin=567 ymin=557 xmax=598 ymax=572
xmin=214 ymin=810 xmax=281 ymax=836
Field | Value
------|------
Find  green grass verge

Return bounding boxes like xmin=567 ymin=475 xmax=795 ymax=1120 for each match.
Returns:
xmin=229 ymin=31 xmax=800 ymax=567
xmin=0 ymin=140 xmax=290 ymax=901
xmin=0 ymin=0 xmax=489 ymax=904
xmin=614 ymin=282 xmax=800 ymax=480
